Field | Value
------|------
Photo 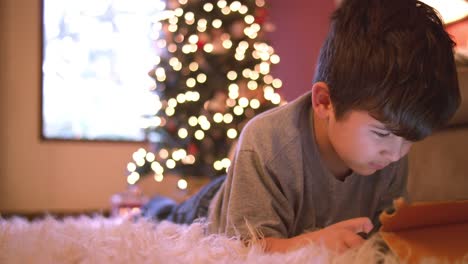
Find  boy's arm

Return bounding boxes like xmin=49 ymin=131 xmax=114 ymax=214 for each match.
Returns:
xmin=209 ymin=147 xmax=293 ymax=238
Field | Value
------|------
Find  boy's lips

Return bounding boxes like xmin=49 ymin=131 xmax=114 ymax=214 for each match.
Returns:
xmin=369 ymin=162 xmax=387 ymax=170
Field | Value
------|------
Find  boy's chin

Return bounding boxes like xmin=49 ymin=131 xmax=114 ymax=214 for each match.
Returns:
xmin=352 ymin=166 xmax=378 ymax=176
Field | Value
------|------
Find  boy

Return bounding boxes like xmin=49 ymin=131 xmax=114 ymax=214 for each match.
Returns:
xmin=142 ymin=0 xmax=461 ymax=253
xmin=207 ymin=0 xmax=460 ymax=253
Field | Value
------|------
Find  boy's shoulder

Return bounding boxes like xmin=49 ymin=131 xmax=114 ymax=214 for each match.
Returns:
xmin=238 ymin=92 xmax=313 ymax=152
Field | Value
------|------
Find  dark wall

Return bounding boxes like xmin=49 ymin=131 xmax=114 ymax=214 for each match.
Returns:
xmin=268 ymin=1 xmax=335 ymax=101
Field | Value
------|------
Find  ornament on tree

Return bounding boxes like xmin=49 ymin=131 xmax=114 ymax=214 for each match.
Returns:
xmin=126 ymin=0 xmax=286 ymax=189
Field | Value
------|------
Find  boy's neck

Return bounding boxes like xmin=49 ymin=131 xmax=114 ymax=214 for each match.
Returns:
xmin=313 ymin=111 xmax=352 ymax=181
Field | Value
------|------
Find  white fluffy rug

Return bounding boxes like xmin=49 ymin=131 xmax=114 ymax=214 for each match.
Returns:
xmin=0 ymin=216 xmax=423 ymax=264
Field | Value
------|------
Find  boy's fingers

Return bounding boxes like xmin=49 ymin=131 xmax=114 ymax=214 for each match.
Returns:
xmin=344 ymin=232 xmax=366 ymax=249
xmin=335 ymin=217 xmax=374 ymax=233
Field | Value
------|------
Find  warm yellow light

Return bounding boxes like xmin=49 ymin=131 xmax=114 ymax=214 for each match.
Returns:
xmin=212 ymin=19 xmax=223 ymax=28
xmin=239 ymin=5 xmax=248 ymax=14
xmin=214 ymin=160 xmax=223 ymax=171
xmin=200 ymin=120 xmax=211 ymax=130
xmin=230 ymin=1 xmax=241 ymax=11
xmin=217 ymin=0 xmax=227 ymax=8
xmin=250 ymin=71 xmax=260 ymax=80
xmin=238 ymin=97 xmax=249 ymax=108
xmin=174 ymin=8 xmax=184 ymax=17
xmin=127 ymin=162 xmax=137 ymax=172
xmin=159 ymin=149 xmax=169 ymax=159
xmin=204 ymin=43 xmax=214 ymax=53
xmin=226 ymin=98 xmax=236 ymax=108
xmin=260 ymin=62 xmax=270 ymax=75
xmin=155 ymin=67 xmax=166 ymax=78
xmin=198 ymin=19 xmax=208 ymax=27
xmin=151 ymin=162 xmax=164 ymax=175
xmin=185 ymin=91 xmax=195 ymax=101
xmin=188 ymin=116 xmax=198 ymax=126
xmin=135 ymin=158 xmax=145 ymax=167
xmin=227 ymin=128 xmax=238 ymax=139
xmin=248 ymin=80 xmax=258 ymax=90
xmin=204 ymin=3 xmax=214 ymax=12
xmin=198 ymin=115 xmax=208 ymax=124
xmin=169 ymin=16 xmax=178 ymax=25
xmin=178 ymin=128 xmax=188 ymax=139
xmin=184 ymin=12 xmax=194 ymax=21
xmin=244 ymin=15 xmax=255 ymax=24
xmin=250 ymin=99 xmax=260 ymax=109
xmin=133 ymin=148 xmax=146 ymax=162
xmin=169 ymin=57 xmax=179 ymax=67
xmin=223 ymin=113 xmax=234 ymax=123
xmin=197 ymin=73 xmax=207 ymax=83
xmin=222 ymin=39 xmax=233 ymax=49
xmin=181 ymin=44 xmax=191 ymax=54
xmin=189 ymin=62 xmax=199 ymax=72
xmin=195 ymin=130 xmax=205 ymax=140
xmin=234 ymin=105 xmax=244 ymax=115
xmin=166 ymin=107 xmax=175 ymax=116
xmin=176 ymin=93 xmax=186 ymax=103
xmin=146 ymin=152 xmax=156 ymax=162
xmin=235 ymin=53 xmax=245 ymax=61
xmin=186 ymin=78 xmax=196 ymax=88
xmin=173 ymin=63 xmax=182 ymax=71
xmin=166 ymin=159 xmax=176 ymax=169
xmin=270 ymin=54 xmax=280 ymax=64
xmin=127 ymin=172 xmax=140 ymax=185
xmin=256 ymin=0 xmax=265 ymax=7
xmin=221 ymin=7 xmax=231 ymax=15
xmin=239 ymin=41 xmax=249 ymax=50
xmin=178 ymin=0 xmax=187 ymax=5
xmin=177 ymin=179 xmax=188 ymax=190
xmin=154 ymin=174 xmax=164 ymax=182
xmin=168 ymin=98 xmax=177 ymax=108
xmin=229 ymin=91 xmax=239 ymax=99
xmin=242 ymin=68 xmax=251 ymax=78
xmin=168 ymin=43 xmax=177 ymax=53
xmin=168 ymin=24 xmax=178 ymax=32
xmin=182 ymin=155 xmax=196 ymax=165
xmin=228 ymin=83 xmax=239 ymax=92
xmin=221 ymin=158 xmax=231 ymax=168
xmin=188 ymin=35 xmax=199 ymax=44
xmin=227 ymin=71 xmax=237 ymax=81
xmin=271 ymin=94 xmax=281 ymax=105
xmin=272 ymin=79 xmax=283 ymax=88
xmin=213 ymin=113 xmax=223 ymax=123
xmin=172 ymin=149 xmax=187 ymax=161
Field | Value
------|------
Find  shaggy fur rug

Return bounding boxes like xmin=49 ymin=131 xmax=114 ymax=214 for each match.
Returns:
xmin=0 ymin=216 xmax=446 ymax=264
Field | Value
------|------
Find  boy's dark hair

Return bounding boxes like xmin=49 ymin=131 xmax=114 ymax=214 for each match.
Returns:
xmin=313 ymin=0 xmax=461 ymax=141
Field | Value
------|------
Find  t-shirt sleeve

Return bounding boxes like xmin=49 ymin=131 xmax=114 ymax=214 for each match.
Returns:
xmin=373 ymin=156 xmax=409 ymax=224
xmin=208 ymin=147 xmax=294 ymax=240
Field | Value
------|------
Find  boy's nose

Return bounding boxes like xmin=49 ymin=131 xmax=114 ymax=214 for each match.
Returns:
xmin=382 ymin=140 xmax=412 ymax=162
xmin=385 ymin=149 xmax=401 ymax=162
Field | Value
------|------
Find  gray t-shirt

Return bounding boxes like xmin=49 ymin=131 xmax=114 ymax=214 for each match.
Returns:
xmin=208 ymin=92 xmax=408 ymax=239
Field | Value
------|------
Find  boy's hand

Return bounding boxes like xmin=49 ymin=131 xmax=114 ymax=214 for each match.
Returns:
xmin=309 ymin=217 xmax=374 ymax=253
xmin=263 ymin=217 xmax=373 ymax=253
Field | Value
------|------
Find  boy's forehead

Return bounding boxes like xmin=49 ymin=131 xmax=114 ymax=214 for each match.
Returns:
xmin=342 ymin=110 xmax=387 ymax=128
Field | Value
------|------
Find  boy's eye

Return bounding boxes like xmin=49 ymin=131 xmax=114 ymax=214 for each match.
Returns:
xmin=373 ymin=131 xmax=391 ymax=137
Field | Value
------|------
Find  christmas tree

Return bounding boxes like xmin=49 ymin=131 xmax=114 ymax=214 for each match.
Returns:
xmin=127 ymin=0 xmax=284 ymax=188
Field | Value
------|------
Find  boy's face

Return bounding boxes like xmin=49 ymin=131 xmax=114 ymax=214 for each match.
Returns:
xmin=327 ymin=110 xmax=412 ymax=176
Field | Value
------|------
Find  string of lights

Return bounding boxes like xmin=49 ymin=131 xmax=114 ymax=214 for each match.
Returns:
xmin=126 ymin=0 xmax=286 ymax=190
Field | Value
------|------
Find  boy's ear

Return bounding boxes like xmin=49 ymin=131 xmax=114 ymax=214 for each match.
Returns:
xmin=311 ymin=82 xmax=333 ymax=119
